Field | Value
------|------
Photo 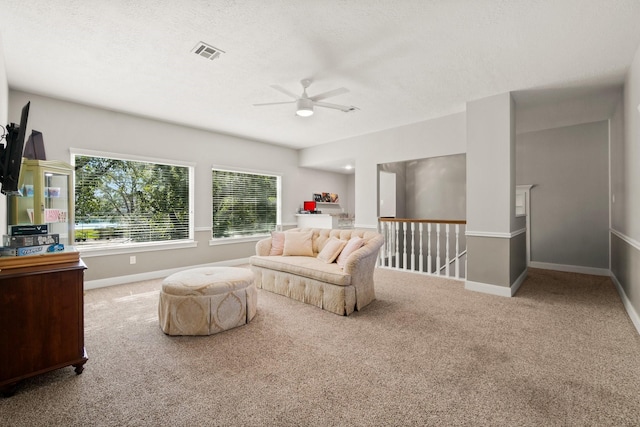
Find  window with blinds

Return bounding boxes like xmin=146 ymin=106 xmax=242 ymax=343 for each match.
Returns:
xmin=74 ymin=154 xmax=191 ymax=248
xmin=212 ymin=169 xmax=278 ymax=239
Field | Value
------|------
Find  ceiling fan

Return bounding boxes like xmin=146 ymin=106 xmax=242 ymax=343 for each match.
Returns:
xmin=253 ymin=79 xmax=358 ymax=117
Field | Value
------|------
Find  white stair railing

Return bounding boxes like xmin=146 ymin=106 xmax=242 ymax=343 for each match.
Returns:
xmin=378 ymin=218 xmax=467 ymax=281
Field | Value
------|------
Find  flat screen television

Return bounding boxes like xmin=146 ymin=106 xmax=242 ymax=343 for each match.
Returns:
xmin=0 ymin=101 xmax=30 ymax=195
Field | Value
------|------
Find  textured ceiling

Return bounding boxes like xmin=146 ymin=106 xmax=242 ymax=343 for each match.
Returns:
xmin=1 ymin=0 xmax=640 ymax=150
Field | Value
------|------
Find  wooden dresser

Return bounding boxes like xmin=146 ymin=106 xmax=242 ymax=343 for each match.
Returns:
xmin=0 ymin=260 xmax=87 ymax=396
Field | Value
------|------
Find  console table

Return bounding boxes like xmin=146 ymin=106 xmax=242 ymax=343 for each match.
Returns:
xmin=0 ymin=260 xmax=87 ymax=396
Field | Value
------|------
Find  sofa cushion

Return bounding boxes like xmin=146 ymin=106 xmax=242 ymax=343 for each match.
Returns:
xmin=317 ymin=237 xmax=347 ymax=263
xmin=269 ymin=231 xmax=285 ymax=255
xmin=336 ymin=236 xmax=365 ymax=268
xmin=283 ymin=231 xmax=314 ymax=256
xmin=250 ymin=255 xmax=351 ymax=287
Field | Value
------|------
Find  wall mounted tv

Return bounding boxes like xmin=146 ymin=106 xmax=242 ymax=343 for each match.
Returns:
xmin=0 ymin=102 xmax=30 ymax=195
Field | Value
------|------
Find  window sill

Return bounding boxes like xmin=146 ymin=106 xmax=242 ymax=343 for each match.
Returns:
xmin=209 ymin=236 xmax=267 ymax=246
xmin=77 ymin=239 xmax=197 ymax=257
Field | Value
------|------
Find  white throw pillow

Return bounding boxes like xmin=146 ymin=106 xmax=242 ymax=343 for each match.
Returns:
xmin=336 ymin=236 xmax=365 ymax=268
xmin=283 ymin=231 xmax=314 ymax=257
xmin=317 ymin=237 xmax=347 ymax=264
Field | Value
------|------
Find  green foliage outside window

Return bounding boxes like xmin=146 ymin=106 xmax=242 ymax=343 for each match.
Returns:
xmin=212 ymin=169 xmax=278 ymax=238
xmin=74 ymin=155 xmax=190 ymax=246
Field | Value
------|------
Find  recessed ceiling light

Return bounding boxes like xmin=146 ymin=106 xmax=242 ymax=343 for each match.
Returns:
xmin=345 ymin=165 xmax=353 ymax=170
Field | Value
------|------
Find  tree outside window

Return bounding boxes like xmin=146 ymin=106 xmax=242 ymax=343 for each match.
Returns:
xmin=74 ymin=154 xmax=191 ymax=247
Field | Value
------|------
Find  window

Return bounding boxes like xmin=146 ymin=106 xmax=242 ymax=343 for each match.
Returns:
xmin=73 ymin=151 xmax=192 ymax=249
xmin=211 ymin=168 xmax=279 ymax=239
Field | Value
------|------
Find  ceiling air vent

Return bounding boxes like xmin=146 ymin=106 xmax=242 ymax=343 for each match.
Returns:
xmin=192 ymin=42 xmax=224 ymax=60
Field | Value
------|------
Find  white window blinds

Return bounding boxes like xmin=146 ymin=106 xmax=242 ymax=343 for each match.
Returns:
xmin=211 ymin=169 xmax=278 ymax=239
xmin=74 ymin=154 xmax=191 ymax=247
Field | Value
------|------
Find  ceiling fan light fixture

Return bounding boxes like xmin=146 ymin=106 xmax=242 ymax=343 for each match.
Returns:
xmin=296 ymin=98 xmax=314 ymax=117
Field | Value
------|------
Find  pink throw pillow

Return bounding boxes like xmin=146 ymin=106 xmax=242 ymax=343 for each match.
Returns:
xmin=269 ymin=231 xmax=285 ymax=255
xmin=336 ymin=237 xmax=365 ymax=268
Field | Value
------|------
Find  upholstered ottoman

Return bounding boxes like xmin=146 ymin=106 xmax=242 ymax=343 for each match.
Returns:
xmin=158 ymin=267 xmax=257 ymax=336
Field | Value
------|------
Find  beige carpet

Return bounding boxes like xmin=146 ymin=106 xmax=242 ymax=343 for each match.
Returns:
xmin=1 ymin=267 xmax=639 ymax=426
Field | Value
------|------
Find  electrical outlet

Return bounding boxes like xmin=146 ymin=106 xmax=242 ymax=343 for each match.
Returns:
xmin=130 ymin=256 xmax=136 ymax=265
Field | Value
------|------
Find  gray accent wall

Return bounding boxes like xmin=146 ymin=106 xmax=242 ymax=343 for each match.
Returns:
xmin=516 ymin=121 xmax=609 ymax=269
xmin=510 ymin=232 xmax=527 ymax=284
xmin=379 ymin=153 xmax=466 ymax=221
xmin=467 ymin=236 xmax=510 ymax=287
xmin=406 ymin=154 xmax=466 ymax=220
xmin=611 ymin=235 xmax=640 ymax=315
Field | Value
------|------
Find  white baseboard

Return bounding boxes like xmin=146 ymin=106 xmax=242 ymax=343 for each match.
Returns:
xmin=84 ymin=258 xmax=251 ymax=290
xmin=529 ymin=261 xmax=610 ymax=276
xmin=465 ymin=268 xmax=528 ymax=297
xmin=353 ymin=224 xmax=378 ymax=230
xmin=609 ymin=273 xmax=640 ymax=336
xmin=510 ymin=268 xmax=528 ymax=296
xmin=465 ymin=280 xmax=513 ymax=297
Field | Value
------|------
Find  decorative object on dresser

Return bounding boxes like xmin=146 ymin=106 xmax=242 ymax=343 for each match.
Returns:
xmin=1 ymin=223 xmax=65 ymax=258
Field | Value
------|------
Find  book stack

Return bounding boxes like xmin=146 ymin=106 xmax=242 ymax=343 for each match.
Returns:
xmin=0 ymin=224 xmax=79 ymax=270
xmin=2 ymin=224 xmax=63 ymax=256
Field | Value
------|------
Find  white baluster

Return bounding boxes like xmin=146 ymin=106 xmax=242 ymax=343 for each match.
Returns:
xmin=388 ymin=222 xmax=393 ymax=268
xmin=402 ymin=222 xmax=408 ymax=270
xmin=427 ymin=223 xmax=432 ymax=274
xmin=394 ymin=221 xmax=400 ymax=270
xmin=382 ymin=222 xmax=387 ymax=267
xmin=445 ymin=223 xmax=450 ymax=277
xmin=455 ymin=224 xmax=460 ymax=279
xmin=436 ymin=223 xmax=441 ymax=276
xmin=410 ymin=222 xmax=415 ymax=271
xmin=379 ymin=221 xmax=384 ymax=266
xmin=419 ymin=223 xmax=424 ymax=272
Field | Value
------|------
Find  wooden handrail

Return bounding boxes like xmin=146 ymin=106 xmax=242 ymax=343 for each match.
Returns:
xmin=378 ymin=217 xmax=466 ymax=225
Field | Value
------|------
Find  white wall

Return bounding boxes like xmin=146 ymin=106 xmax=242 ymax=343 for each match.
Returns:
xmin=8 ymin=90 xmax=349 ymax=228
xmin=6 ymin=90 xmax=349 ymax=281
xmin=300 ymin=112 xmax=467 ymax=227
xmin=346 ymin=173 xmax=355 ymax=217
xmin=466 ymin=93 xmax=515 ymax=234
xmin=610 ymin=39 xmax=640 ymax=325
xmin=622 ymin=48 xmax=640 ymax=241
xmin=0 ymin=33 xmax=8 ymax=234
xmin=514 ymin=86 xmax=621 ymax=135
xmin=610 ymin=96 xmax=625 ymax=231
xmin=378 ymin=162 xmax=406 ymax=218
xmin=0 ymin=34 xmax=7 ymax=125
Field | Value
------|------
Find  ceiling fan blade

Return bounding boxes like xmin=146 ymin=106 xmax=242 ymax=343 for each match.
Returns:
xmin=270 ymin=85 xmax=300 ymax=100
xmin=253 ymin=101 xmax=296 ymax=106
xmin=309 ymin=87 xmax=349 ymax=102
xmin=314 ymin=101 xmax=359 ymax=112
